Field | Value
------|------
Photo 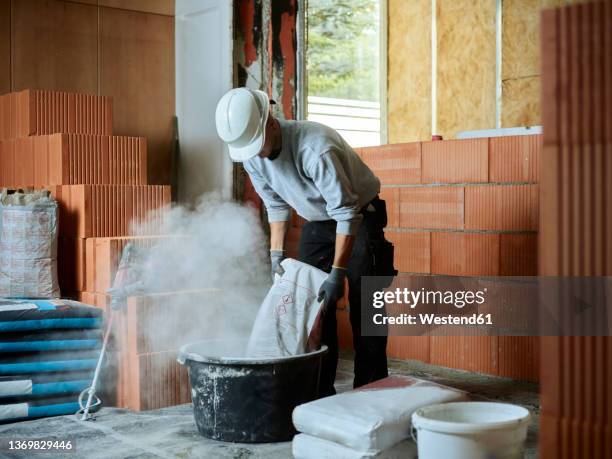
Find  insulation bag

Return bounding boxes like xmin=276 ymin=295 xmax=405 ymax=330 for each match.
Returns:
xmin=292 ymin=376 xmax=468 ymax=454
xmin=0 ymin=329 xmax=103 ymax=353
xmin=0 ymin=395 xmax=85 ymax=422
xmin=0 ymin=299 xmax=103 ymax=332
xmin=0 ymin=350 xmax=100 ymax=375
xmin=0 ymin=189 xmax=59 ymax=298
xmin=0 ymin=372 xmax=94 ymax=399
xmin=292 ymin=434 xmax=417 ymax=459
xmin=246 ymin=258 xmax=327 ymax=358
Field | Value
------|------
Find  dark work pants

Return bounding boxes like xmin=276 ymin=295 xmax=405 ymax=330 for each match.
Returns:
xmin=299 ymin=203 xmax=389 ymax=396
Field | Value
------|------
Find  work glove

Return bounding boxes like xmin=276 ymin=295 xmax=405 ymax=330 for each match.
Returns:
xmin=317 ymin=266 xmax=346 ymax=313
xmin=270 ymin=250 xmax=285 ymax=282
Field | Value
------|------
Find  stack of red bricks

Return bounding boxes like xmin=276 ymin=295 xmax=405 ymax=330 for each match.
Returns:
xmin=0 ymin=89 xmax=188 ymax=410
xmin=288 ymin=136 xmax=541 ymax=381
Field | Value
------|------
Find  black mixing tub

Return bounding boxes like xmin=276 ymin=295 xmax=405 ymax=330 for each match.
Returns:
xmin=178 ymin=338 xmax=327 ymax=443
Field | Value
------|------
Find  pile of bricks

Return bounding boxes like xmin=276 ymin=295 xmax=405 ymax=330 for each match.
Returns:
xmin=330 ymin=135 xmax=540 ymax=381
xmin=0 ymin=89 xmax=189 ymax=410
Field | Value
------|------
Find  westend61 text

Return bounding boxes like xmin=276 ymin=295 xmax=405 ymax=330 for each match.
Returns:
xmin=372 ymin=313 xmax=493 ymax=326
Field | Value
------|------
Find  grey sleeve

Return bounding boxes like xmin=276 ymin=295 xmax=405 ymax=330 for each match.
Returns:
xmin=309 ymin=152 xmax=363 ymax=235
xmin=244 ymin=163 xmax=291 ymax=222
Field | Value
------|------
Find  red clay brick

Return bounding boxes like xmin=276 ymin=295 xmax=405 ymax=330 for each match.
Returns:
xmin=52 ymin=185 xmax=170 ymax=238
xmin=57 ymin=237 xmax=86 ymax=294
xmin=489 ymin=135 xmax=541 ymax=183
xmin=360 ymin=142 xmax=421 ymax=184
xmin=422 ymin=138 xmax=488 ymax=183
xmin=385 ymin=231 xmax=430 ymax=273
xmin=430 ymin=336 xmax=498 ymax=375
xmin=337 ymin=309 xmax=353 ymax=349
xmin=498 ymin=336 xmax=539 ymax=382
xmin=500 ymin=233 xmax=538 ymax=275
xmin=399 ymin=186 xmax=464 ymax=229
xmin=431 ymin=232 xmax=500 ymax=276
xmin=387 ymin=336 xmax=430 ymax=362
xmin=85 ymin=236 xmax=176 ymax=294
xmin=379 ymin=187 xmax=400 ymax=228
xmin=465 ymin=184 xmax=539 ymax=231
xmin=0 ymin=89 xmax=113 ymax=140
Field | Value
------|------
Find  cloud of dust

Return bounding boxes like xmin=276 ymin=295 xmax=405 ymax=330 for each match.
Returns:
xmin=126 ymin=193 xmax=270 ymax=357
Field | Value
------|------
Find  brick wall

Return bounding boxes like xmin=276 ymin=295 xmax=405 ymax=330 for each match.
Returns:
xmin=340 ymin=135 xmax=542 ymax=381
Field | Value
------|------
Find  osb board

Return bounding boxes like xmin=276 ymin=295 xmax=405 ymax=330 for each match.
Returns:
xmin=436 ymin=0 xmax=496 ymax=138
xmin=11 ymin=0 xmax=98 ymax=93
xmin=502 ymin=0 xmax=566 ymax=80
xmin=99 ymin=6 xmax=175 ymax=185
xmin=99 ymin=0 xmax=175 ymax=16
xmin=0 ymin=0 xmax=9 ymax=94
xmin=387 ymin=0 xmax=431 ymax=143
xmin=502 ymin=76 xmax=540 ymax=127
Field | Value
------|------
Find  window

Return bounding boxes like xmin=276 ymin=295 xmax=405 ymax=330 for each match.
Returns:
xmin=303 ymin=0 xmax=385 ymax=147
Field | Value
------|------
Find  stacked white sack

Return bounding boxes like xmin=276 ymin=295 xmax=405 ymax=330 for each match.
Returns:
xmin=0 ymin=189 xmax=59 ymax=298
xmin=292 ymin=434 xmax=417 ymax=459
xmin=292 ymin=376 xmax=468 ymax=456
xmin=246 ymin=258 xmax=327 ymax=358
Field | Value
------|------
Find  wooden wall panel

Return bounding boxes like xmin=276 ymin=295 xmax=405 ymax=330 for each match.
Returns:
xmin=11 ymin=0 xmax=98 ymax=93
xmin=0 ymin=0 xmax=9 ymax=94
xmin=436 ymin=0 xmax=496 ymax=138
xmin=98 ymin=0 xmax=174 ymax=16
xmin=387 ymin=0 xmax=431 ymax=143
xmin=99 ymin=6 xmax=174 ymax=184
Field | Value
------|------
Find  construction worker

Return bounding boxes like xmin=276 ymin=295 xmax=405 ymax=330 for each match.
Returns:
xmin=215 ymin=87 xmax=394 ymax=396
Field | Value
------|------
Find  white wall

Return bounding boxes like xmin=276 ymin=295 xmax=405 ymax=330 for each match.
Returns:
xmin=176 ymin=0 xmax=233 ymax=202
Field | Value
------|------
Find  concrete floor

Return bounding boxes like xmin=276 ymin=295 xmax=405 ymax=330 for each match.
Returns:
xmin=0 ymin=351 xmax=540 ymax=458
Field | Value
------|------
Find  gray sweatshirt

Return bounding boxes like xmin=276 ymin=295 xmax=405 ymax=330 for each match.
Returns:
xmin=243 ymin=119 xmax=380 ymax=235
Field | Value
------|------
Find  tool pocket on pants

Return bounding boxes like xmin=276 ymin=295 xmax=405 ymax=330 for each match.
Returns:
xmin=370 ymin=238 xmax=397 ymax=278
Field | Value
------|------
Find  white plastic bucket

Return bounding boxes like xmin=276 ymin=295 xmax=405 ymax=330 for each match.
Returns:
xmin=411 ymin=402 xmax=530 ymax=459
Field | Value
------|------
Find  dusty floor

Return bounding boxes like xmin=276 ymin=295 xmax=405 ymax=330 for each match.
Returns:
xmin=0 ymin=351 xmax=540 ymax=458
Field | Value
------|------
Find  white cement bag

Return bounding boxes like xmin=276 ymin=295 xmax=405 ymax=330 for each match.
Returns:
xmin=0 ymin=189 xmax=59 ymax=298
xmin=246 ymin=258 xmax=327 ymax=358
xmin=292 ymin=434 xmax=417 ymax=459
xmin=292 ymin=375 xmax=468 ymax=454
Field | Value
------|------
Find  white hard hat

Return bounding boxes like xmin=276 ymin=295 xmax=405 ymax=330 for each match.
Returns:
xmin=215 ymin=88 xmax=270 ymax=162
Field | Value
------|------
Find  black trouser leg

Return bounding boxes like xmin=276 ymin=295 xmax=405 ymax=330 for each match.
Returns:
xmin=347 ymin=217 xmax=388 ymax=388
xmin=299 ymin=220 xmax=337 ymax=397
xmin=299 ymin=211 xmax=389 ymax=394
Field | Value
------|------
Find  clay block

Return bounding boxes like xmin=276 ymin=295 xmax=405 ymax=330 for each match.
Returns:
xmin=500 ymin=233 xmax=538 ymax=276
xmin=125 ymin=350 xmax=191 ymax=412
xmin=431 ymin=232 xmax=500 ymax=276
xmin=399 ymin=186 xmax=464 ymax=229
xmin=0 ymin=90 xmax=113 ymax=140
xmin=337 ymin=309 xmax=353 ymax=350
xmin=379 ymin=187 xmax=400 ymax=228
xmin=489 ymin=135 xmax=541 ymax=182
xmin=360 ymin=142 xmax=422 ymax=184
xmin=385 ymin=231 xmax=430 ymax=273
xmin=285 ymin=226 xmax=302 ymax=260
xmin=84 ymin=236 xmax=171 ymax=294
xmin=387 ymin=336 xmax=430 ymax=363
xmin=422 ymin=138 xmax=488 ymax=183
xmin=430 ymin=336 xmax=498 ymax=376
xmin=465 ymin=184 xmax=539 ymax=231
xmin=498 ymin=336 xmax=539 ymax=382
xmin=57 ymin=237 xmax=86 ymax=293
xmin=52 ymin=185 xmax=170 ymax=238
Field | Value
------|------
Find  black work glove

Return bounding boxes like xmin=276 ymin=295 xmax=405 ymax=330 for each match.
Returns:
xmin=270 ymin=250 xmax=285 ymax=282
xmin=317 ymin=266 xmax=346 ymax=313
